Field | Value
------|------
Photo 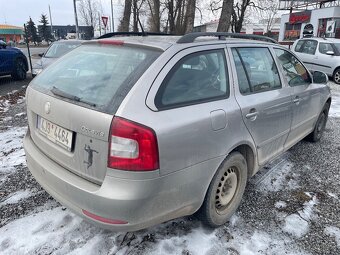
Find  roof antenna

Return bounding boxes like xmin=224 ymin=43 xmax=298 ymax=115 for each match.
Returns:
xmin=138 ymin=17 xmax=146 ymax=36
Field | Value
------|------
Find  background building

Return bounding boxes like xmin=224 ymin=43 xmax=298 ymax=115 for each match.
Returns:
xmin=37 ymin=25 xmax=93 ymax=40
xmin=0 ymin=24 xmax=24 ymax=43
xmin=193 ymin=18 xmax=281 ymax=41
xmin=278 ymin=0 xmax=340 ymax=45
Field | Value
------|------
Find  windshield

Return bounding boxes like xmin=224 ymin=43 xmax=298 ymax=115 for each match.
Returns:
xmin=32 ymin=44 xmax=161 ymax=111
xmin=44 ymin=41 xmax=81 ymax=58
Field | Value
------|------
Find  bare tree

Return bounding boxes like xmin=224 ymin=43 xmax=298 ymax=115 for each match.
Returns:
xmin=211 ymin=0 xmax=260 ymax=33
xmin=184 ymin=0 xmax=196 ymax=33
xmin=78 ymin=0 xmax=100 ymax=37
xmin=215 ymin=0 xmax=234 ymax=32
xmin=147 ymin=0 xmax=160 ymax=32
xmin=118 ymin=0 xmax=133 ymax=31
xmin=252 ymin=0 xmax=279 ymax=34
xmin=162 ymin=0 xmax=197 ymax=34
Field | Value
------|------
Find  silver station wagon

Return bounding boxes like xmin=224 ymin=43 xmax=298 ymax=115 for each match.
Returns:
xmin=24 ymin=32 xmax=331 ymax=231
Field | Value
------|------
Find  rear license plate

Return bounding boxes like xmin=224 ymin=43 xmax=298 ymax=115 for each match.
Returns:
xmin=37 ymin=116 xmax=73 ymax=151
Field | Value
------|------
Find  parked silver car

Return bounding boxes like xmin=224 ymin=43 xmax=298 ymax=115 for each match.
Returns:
xmin=32 ymin=40 xmax=82 ymax=76
xmin=292 ymin=37 xmax=340 ymax=84
xmin=24 ymin=33 xmax=331 ymax=231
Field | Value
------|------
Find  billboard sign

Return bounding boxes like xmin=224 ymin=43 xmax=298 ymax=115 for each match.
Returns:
xmin=289 ymin=11 xmax=311 ymax=24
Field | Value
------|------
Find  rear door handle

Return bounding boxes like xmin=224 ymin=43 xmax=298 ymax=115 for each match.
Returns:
xmin=245 ymin=111 xmax=258 ymax=119
xmin=293 ymin=97 xmax=300 ymax=104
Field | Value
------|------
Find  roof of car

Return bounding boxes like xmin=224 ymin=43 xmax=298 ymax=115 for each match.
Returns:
xmin=96 ymin=35 xmax=277 ymax=51
xmin=298 ymin=37 xmax=340 ymax=43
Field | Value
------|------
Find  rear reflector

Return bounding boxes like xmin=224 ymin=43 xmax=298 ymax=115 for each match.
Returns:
xmin=108 ymin=117 xmax=159 ymax=171
xmin=82 ymin=209 xmax=128 ymax=225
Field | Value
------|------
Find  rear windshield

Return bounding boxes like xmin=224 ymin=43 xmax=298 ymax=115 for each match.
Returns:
xmin=32 ymin=44 xmax=161 ymax=112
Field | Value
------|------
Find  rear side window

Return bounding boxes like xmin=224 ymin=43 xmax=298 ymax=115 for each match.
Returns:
xmin=274 ymin=48 xmax=310 ymax=86
xmin=155 ymin=49 xmax=229 ymax=110
xmin=296 ymin=40 xmax=317 ymax=55
xmin=32 ymin=44 xmax=161 ymax=113
xmin=319 ymin=43 xmax=334 ymax=54
xmin=232 ymin=47 xmax=281 ymax=95
xmin=294 ymin=40 xmax=304 ymax=52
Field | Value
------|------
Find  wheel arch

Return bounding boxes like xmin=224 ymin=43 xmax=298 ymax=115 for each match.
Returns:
xmin=229 ymin=143 xmax=257 ymax=179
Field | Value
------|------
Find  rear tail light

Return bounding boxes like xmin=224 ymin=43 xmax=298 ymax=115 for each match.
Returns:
xmin=108 ymin=117 xmax=159 ymax=171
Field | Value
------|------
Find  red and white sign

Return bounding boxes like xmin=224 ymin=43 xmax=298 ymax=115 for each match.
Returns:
xmin=102 ymin=16 xmax=109 ymax=28
xmin=289 ymin=11 xmax=311 ymax=24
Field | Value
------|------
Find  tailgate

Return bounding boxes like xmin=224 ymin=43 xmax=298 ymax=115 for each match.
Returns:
xmin=26 ymin=87 xmax=112 ymax=184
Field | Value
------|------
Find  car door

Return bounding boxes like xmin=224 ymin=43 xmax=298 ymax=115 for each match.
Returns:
xmin=0 ymin=47 xmax=14 ymax=74
xmin=293 ymin=39 xmax=318 ymax=72
xmin=146 ymin=45 xmax=252 ymax=176
xmin=230 ymin=46 xmax=292 ymax=165
xmin=273 ymin=48 xmax=321 ymax=149
xmin=314 ymin=42 xmax=335 ymax=76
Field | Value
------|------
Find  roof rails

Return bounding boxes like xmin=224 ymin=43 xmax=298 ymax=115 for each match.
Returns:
xmin=177 ymin=32 xmax=278 ymax=44
xmin=97 ymin=32 xmax=173 ymax=39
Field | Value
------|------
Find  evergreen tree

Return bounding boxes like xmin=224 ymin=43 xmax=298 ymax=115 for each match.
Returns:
xmin=26 ymin=17 xmax=41 ymax=45
xmin=39 ymin=14 xmax=52 ymax=43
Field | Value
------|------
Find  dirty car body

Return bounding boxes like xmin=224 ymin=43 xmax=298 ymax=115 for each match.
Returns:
xmin=24 ymin=33 xmax=331 ymax=231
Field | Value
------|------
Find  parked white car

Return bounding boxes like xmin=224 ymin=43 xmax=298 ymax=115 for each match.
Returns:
xmin=292 ymin=37 xmax=340 ymax=84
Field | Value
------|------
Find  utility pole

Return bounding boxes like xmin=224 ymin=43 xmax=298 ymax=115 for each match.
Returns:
xmin=110 ymin=0 xmax=114 ymax=32
xmin=48 ymin=5 xmax=54 ymax=40
xmin=73 ymin=0 xmax=79 ymax=39
xmin=98 ymin=12 xmax=102 ymax=36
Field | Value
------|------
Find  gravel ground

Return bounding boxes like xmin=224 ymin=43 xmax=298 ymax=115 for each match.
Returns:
xmin=0 ymin=82 xmax=340 ymax=254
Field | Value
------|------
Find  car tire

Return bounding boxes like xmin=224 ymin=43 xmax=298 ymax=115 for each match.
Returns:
xmin=333 ymin=68 xmax=340 ymax=85
xmin=11 ymin=58 xmax=27 ymax=80
xmin=200 ymin=152 xmax=247 ymax=227
xmin=306 ymin=103 xmax=330 ymax=142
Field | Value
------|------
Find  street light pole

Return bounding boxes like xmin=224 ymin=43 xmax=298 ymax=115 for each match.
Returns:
xmin=49 ymin=5 xmax=54 ymax=40
xmin=110 ymin=0 xmax=114 ymax=32
xmin=73 ymin=0 xmax=79 ymax=39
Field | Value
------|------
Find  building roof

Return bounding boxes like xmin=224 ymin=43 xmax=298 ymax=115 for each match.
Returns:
xmin=0 ymin=24 xmax=24 ymax=35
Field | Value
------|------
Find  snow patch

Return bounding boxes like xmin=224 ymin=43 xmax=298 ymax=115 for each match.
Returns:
xmin=327 ymin=192 xmax=338 ymax=199
xmin=329 ymin=92 xmax=340 ymax=118
xmin=282 ymin=194 xmax=317 ymax=238
xmin=275 ymin=201 xmax=287 ymax=209
xmin=283 ymin=214 xmax=309 ymax=238
xmin=325 ymin=226 xmax=340 ymax=247
xmin=0 ymin=117 xmax=12 ymax=123
xmin=255 ymin=160 xmax=298 ymax=193
xmin=0 ymin=127 xmax=27 ymax=179
xmin=0 ymin=207 xmax=107 ymax=254
xmin=15 ymin=112 xmax=26 ymax=117
xmin=0 ymin=190 xmax=32 ymax=205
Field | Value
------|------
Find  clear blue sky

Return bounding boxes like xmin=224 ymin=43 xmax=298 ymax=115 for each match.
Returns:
xmin=0 ymin=0 xmax=122 ymax=27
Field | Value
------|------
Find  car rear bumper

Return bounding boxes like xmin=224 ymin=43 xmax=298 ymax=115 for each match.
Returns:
xmin=24 ymin=132 xmax=222 ymax=231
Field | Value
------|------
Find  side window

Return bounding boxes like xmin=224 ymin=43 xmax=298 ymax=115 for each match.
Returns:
xmin=274 ymin=48 xmax=311 ymax=86
xmin=295 ymin=40 xmax=305 ymax=52
xmin=300 ymin=40 xmax=318 ymax=55
xmin=155 ymin=49 xmax=229 ymax=109
xmin=319 ymin=43 xmax=333 ymax=54
xmin=232 ymin=47 xmax=281 ymax=95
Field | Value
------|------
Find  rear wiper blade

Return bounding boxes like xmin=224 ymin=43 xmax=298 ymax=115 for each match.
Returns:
xmin=51 ymin=86 xmax=96 ymax=107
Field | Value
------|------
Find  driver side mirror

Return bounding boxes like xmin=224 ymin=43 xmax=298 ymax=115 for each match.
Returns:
xmin=313 ymin=71 xmax=328 ymax=84
xmin=326 ymin=50 xmax=335 ymax=56
xmin=38 ymin=53 xmax=44 ymax=57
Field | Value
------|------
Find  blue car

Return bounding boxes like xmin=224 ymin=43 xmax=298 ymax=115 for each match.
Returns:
xmin=0 ymin=40 xmax=28 ymax=80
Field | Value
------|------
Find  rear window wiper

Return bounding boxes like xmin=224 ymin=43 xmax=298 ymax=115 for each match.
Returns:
xmin=51 ymin=86 xmax=97 ymax=107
